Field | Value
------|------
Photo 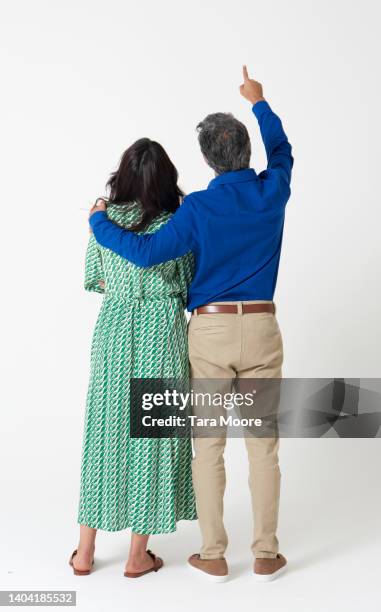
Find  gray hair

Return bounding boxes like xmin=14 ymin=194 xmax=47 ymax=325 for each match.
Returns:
xmin=196 ymin=112 xmax=251 ymax=175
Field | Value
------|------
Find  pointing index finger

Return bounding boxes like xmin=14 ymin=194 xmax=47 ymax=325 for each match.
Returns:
xmin=243 ymin=65 xmax=249 ymax=81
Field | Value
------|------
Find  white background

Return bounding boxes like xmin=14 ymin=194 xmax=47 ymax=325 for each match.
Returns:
xmin=0 ymin=1 xmax=380 ymax=610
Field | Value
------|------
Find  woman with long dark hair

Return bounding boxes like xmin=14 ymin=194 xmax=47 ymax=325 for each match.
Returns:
xmin=70 ymin=139 xmax=196 ymax=577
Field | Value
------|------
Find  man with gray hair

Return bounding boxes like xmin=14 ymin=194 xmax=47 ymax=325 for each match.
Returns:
xmin=89 ymin=66 xmax=293 ymax=582
xmin=196 ymin=111 xmax=252 ymax=175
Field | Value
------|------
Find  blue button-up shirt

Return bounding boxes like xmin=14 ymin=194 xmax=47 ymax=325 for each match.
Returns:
xmin=90 ymin=100 xmax=293 ymax=311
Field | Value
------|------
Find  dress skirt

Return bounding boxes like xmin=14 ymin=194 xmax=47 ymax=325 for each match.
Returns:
xmin=78 ymin=295 xmax=197 ymax=533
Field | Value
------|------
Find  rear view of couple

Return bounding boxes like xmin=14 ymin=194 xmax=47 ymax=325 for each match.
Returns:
xmin=70 ymin=66 xmax=293 ymax=583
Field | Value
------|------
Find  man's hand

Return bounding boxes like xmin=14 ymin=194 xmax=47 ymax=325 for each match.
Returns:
xmin=239 ymin=65 xmax=265 ymax=106
xmin=89 ymin=197 xmax=107 ymax=218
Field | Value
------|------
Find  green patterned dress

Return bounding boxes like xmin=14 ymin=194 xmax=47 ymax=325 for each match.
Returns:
xmin=78 ymin=203 xmax=197 ymax=533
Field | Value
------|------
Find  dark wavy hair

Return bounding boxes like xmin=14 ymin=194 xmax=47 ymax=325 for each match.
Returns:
xmin=106 ymin=138 xmax=184 ymax=232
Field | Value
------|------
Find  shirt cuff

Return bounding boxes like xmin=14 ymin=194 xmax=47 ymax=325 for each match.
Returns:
xmin=89 ymin=210 xmax=107 ymax=229
xmin=252 ymin=99 xmax=270 ymax=119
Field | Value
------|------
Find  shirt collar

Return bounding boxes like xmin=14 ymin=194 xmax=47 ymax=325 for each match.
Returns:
xmin=207 ymin=168 xmax=257 ymax=189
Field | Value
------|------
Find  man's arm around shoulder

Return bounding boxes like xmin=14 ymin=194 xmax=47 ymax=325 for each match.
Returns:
xmin=89 ymin=195 xmax=194 ymax=267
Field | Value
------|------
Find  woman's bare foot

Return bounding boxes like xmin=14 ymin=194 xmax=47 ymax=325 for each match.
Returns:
xmin=72 ymin=545 xmax=95 ymax=572
xmin=125 ymin=533 xmax=154 ymax=574
xmin=125 ymin=550 xmax=155 ymax=575
xmin=72 ymin=525 xmax=97 ymax=572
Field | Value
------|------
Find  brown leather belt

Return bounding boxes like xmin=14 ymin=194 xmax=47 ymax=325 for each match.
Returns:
xmin=193 ymin=303 xmax=275 ymax=315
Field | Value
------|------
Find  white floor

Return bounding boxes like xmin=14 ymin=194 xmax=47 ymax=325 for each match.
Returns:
xmin=1 ymin=438 xmax=380 ymax=612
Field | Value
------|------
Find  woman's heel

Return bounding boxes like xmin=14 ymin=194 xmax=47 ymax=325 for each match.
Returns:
xmin=69 ymin=550 xmax=94 ymax=576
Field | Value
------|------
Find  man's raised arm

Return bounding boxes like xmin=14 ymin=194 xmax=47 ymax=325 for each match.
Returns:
xmin=240 ymin=65 xmax=293 ymax=187
xmin=89 ymin=196 xmax=194 ymax=267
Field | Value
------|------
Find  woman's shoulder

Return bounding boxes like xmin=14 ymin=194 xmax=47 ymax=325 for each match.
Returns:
xmin=105 ymin=202 xmax=139 ymax=227
xmin=143 ymin=211 xmax=173 ymax=234
xmin=106 ymin=202 xmax=173 ymax=233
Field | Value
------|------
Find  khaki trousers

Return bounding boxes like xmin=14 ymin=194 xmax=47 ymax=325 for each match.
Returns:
xmin=188 ymin=301 xmax=283 ymax=560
